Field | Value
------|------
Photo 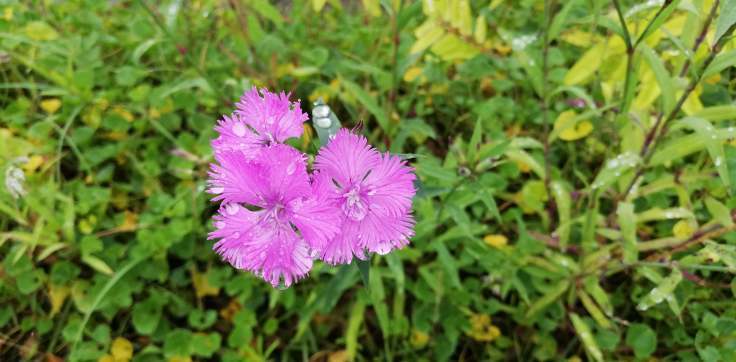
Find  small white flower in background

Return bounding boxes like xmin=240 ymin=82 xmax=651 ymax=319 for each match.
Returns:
xmin=5 ymin=156 xmax=28 ymax=199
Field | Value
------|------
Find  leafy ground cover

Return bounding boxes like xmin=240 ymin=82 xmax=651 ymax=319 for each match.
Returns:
xmin=2 ymin=0 xmax=736 ymax=361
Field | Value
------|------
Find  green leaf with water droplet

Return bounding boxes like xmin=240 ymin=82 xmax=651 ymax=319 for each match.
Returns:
xmin=636 ymin=269 xmax=682 ymax=312
xmin=676 ymin=117 xmax=731 ymax=191
xmin=591 ymin=152 xmax=640 ymax=191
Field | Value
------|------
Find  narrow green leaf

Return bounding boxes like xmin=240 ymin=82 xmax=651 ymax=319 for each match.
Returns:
xmin=249 ymin=0 xmax=285 ymax=27
xmin=583 ymin=276 xmax=613 ymax=315
xmin=570 ymin=313 xmax=604 ymax=362
xmin=578 ymin=290 xmax=611 ymax=329
xmin=467 ymin=118 xmax=482 ymax=164
xmin=640 ymin=45 xmax=675 ymax=114
xmin=677 ymin=117 xmax=731 ymax=190
xmin=81 ymin=255 xmax=113 ymax=276
xmin=551 ymin=181 xmax=572 ymax=248
xmin=617 ymin=202 xmax=638 ymax=263
xmin=634 ymin=0 xmax=681 ymax=46
xmin=525 ymin=280 xmax=570 ymax=318
xmin=355 ymin=258 xmax=371 ymax=289
xmin=636 ymin=269 xmax=682 ymax=312
xmin=637 ymin=207 xmax=694 ymax=222
xmin=591 ymin=152 xmax=640 ymax=191
xmin=368 ymin=268 xmax=390 ymax=339
xmin=705 ymin=197 xmax=734 ymax=226
xmin=346 ymin=297 xmax=366 ymax=360
xmin=549 ymin=0 xmax=581 ymax=41
xmin=341 ymin=79 xmax=390 ymax=133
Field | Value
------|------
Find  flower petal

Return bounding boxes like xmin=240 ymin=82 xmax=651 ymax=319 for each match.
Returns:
xmin=211 ymin=113 xmax=262 ymax=158
xmin=235 ymin=87 xmax=308 ymax=143
xmin=364 ymin=152 xmax=416 ymax=216
xmin=209 ymin=204 xmax=313 ymax=287
xmin=315 ymin=129 xmax=380 ymax=186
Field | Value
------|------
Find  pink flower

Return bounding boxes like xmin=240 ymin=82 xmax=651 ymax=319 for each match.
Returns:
xmin=314 ymin=129 xmax=416 ymax=264
xmin=212 ymin=87 xmax=308 ymax=158
xmin=208 ymin=145 xmax=340 ymax=287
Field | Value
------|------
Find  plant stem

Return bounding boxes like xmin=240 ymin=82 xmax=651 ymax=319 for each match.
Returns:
xmin=619 ymin=47 xmax=720 ymax=201
xmin=542 ymin=0 xmax=558 ymax=230
xmin=679 ymin=0 xmax=720 ymax=77
xmin=612 ymin=0 xmax=635 ymax=114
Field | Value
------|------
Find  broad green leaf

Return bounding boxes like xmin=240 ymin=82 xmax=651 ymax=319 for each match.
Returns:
xmin=570 ymin=313 xmax=604 ymax=362
xmin=411 ymin=20 xmax=446 ymax=54
xmin=617 ymin=202 xmax=637 ymax=263
xmin=714 ymin=0 xmax=736 ymax=45
xmin=505 ymin=149 xmax=545 ymax=178
xmin=24 ymin=21 xmax=59 ymax=41
xmin=626 ymin=324 xmax=657 ymax=358
xmin=430 ymin=34 xmax=479 ymax=61
xmin=704 ymin=50 xmax=736 ymax=77
xmin=132 ymin=297 xmax=163 ymax=335
xmin=312 ymin=0 xmax=327 ymax=11
xmin=249 ymin=0 xmax=284 ymax=27
xmin=552 ymin=110 xmax=594 ymax=141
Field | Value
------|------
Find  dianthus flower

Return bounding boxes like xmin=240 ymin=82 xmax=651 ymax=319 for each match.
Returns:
xmin=208 ymin=145 xmax=340 ymax=287
xmin=211 ymin=87 xmax=308 ymax=157
xmin=314 ymin=129 xmax=416 ymax=264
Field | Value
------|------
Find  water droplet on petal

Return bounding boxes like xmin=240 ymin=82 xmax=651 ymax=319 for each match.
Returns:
xmin=225 ymin=203 xmax=239 ymax=215
xmin=286 ymin=161 xmax=297 ymax=175
xmin=232 ymin=122 xmax=247 ymax=137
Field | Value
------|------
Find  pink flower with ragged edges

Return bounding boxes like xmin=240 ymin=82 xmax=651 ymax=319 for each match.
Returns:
xmin=314 ymin=129 xmax=416 ymax=264
xmin=208 ymin=144 xmax=340 ymax=287
xmin=212 ymin=87 xmax=308 ymax=158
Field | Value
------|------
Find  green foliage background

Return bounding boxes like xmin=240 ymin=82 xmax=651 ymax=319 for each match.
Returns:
xmin=2 ymin=0 xmax=736 ymax=360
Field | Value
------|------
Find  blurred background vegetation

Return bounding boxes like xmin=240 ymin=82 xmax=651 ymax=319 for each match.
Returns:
xmin=2 ymin=0 xmax=736 ymax=360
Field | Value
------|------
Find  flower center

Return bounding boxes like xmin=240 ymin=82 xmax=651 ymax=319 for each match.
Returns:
xmin=342 ymin=185 xmax=368 ymax=221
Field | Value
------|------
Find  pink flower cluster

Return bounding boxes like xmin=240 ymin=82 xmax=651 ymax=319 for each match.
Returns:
xmin=208 ymin=88 xmax=416 ymax=287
